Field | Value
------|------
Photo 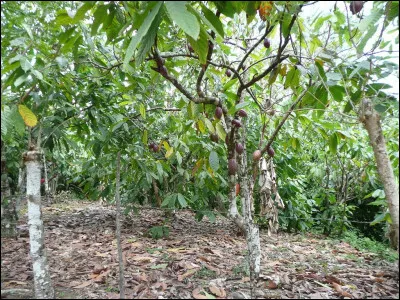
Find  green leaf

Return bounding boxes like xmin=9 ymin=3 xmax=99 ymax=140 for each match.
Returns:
xmin=282 ymin=13 xmax=292 ymax=38
xmin=74 ymin=2 xmax=94 ymax=23
xmin=358 ymin=10 xmax=382 ymax=32
xmin=223 ymin=78 xmax=238 ymax=91
xmin=55 ymin=12 xmax=73 ymax=26
xmin=20 ymin=57 xmax=32 ymax=72
xmin=91 ymin=5 xmax=108 ymax=35
xmin=21 ymin=23 xmax=33 ymax=39
xmin=357 ymin=24 xmax=378 ymax=55
xmin=187 ymin=27 xmax=208 ymax=65
xmin=177 ymin=193 xmax=187 ymax=207
xmin=135 ymin=7 xmax=162 ymax=65
xmin=204 ymin=118 xmax=215 ymax=133
xmin=315 ymin=60 xmax=327 ymax=81
xmin=329 ymin=85 xmax=345 ymax=102
xmin=329 ymin=132 xmax=338 ymax=154
xmin=14 ymin=74 xmax=28 ymax=87
xmin=284 ymin=67 xmax=300 ymax=89
xmin=197 ymin=119 xmax=205 ymax=134
xmin=200 ymin=3 xmax=224 ymax=38
xmin=370 ymin=211 xmax=391 ymax=226
xmin=209 ymin=151 xmax=219 ymax=172
xmin=203 ymin=211 xmax=216 ymax=223
xmin=123 ymin=1 xmax=162 ymax=70
xmin=215 ymin=122 xmax=226 ymax=141
xmin=176 ymin=151 xmax=182 ymax=165
xmin=139 ymin=103 xmax=146 ymax=119
xmin=31 ymin=69 xmax=43 ymax=81
xmin=142 ymin=130 xmax=148 ymax=145
xmin=164 ymin=2 xmax=200 ymax=40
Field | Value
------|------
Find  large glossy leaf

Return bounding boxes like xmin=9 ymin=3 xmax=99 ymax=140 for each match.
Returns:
xmin=200 ymin=4 xmax=224 ymax=38
xmin=123 ymin=1 xmax=162 ymax=70
xmin=135 ymin=7 xmax=162 ymax=65
xmin=165 ymin=2 xmax=199 ymax=40
xmin=328 ymin=132 xmax=338 ymax=155
xmin=177 ymin=193 xmax=187 ymax=207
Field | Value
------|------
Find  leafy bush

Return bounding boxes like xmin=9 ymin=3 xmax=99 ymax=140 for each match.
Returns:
xmin=342 ymin=230 xmax=398 ymax=262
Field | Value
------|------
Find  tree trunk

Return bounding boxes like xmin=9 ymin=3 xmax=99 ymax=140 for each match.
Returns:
xmin=115 ymin=151 xmax=125 ymax=298
xmin=360 ymin=99 xmax=399 ymax=249
xmin=152 ymin=178 xmax=161 ymax=207
xmin=23 ymin=149 xmax=54 ymax=298
xmin=16 ymin=166 xmax=26 ymax=215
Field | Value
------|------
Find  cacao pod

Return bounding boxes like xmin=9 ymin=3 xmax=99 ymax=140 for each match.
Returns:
xmin=238 ymin=109 xmax=248 ymax=118
xmin=215 ymin=107 xmax=223 ymax=119
xmin=236 ymin=143 xmax=244 ymax=154
xmin=228 ymin=159 xmax=238 ymax=175
xmin=253 ymin=150 xmax=262 ymax=161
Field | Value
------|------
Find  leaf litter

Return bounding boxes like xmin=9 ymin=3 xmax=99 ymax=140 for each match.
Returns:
xmin=1 ymin=200 xmax=398 ymax=299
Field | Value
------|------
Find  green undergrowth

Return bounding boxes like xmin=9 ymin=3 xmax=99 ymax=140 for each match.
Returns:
xmin=340 ymin=230 xmax=398 ymax=262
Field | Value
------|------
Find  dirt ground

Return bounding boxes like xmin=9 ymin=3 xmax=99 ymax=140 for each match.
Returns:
xmin=1 ymin=200 xmax=399 ymax=299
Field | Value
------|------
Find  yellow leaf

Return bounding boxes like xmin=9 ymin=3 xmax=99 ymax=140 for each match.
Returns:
xmin=18 ymin=104 xmax=37 ymax=127
xmin=197 ymin=120 xmax=205 ymax=134
xmin=163 ymin=141 xmax=170 ymax=151
xmin=165 ymin=147 xmax=174 ymax=158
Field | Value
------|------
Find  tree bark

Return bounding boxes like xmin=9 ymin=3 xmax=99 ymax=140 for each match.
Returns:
xmin=360 ymin=99 xmax=399 ymax=249
xmin=23 ymin=149 xmax=54 ymax=299
xmin=152 ymin=178 xmax=161 ymax=207
xmin=115 ymin=151 xmax=125 ymax=298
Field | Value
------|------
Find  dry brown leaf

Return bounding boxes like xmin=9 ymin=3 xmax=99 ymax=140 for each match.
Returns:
xmin=132 ymin=273 xmax=148 ymax=282
xmin=332 ymin=282 xmax=352 ymax=298
xmin=93 ymin=270 xmax=111 ymax=283
xmin=185 ymin=262 xmax=201 ymax=269
xmin=94 ymin=251 xmax=108 ymax=257
xmin=130 ymin=242 xmax=142 ymax=248
xmin=197 ymin=255 xmax=211 ymax=262
xmin=266 ymin=280 xmax=278 ymax=289
xmin=202 ymin=263 xmax=220 ymax=275
xmin=192 ymin=287 xmax=210 ymax=299
xmin=325 ymin=275 xmax=342 ymax=285
xmin=209 ymin=285 xmax=226 ymax=297
xmin=131 ymin=256 xmax=153 ymax=262
xmin=72 ymin=280 xmax=93 ymax=289
xmin=3 ymin=280 xmax=28 ymax=286
xmin=167 ymin=247 xmax=187 ymax=253
xmin=178 ymin=268 xmax=199 ymax=281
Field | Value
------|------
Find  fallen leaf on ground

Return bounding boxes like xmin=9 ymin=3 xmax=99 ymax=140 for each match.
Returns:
xmin=72 ymin=280 xmax=93 ymax=289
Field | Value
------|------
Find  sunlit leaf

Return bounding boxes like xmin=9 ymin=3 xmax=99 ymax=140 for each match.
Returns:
xmin=18 ymin=104 xmax=37 ymax=127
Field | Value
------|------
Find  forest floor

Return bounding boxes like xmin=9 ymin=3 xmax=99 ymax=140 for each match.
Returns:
xmin=1 ymin=199 xmax=399 ymax=299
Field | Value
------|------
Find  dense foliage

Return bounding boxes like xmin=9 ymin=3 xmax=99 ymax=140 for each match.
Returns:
xmin=1 ymin=1 xmax=399 ymax=242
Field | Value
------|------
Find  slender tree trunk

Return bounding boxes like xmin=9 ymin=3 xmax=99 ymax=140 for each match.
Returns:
xmin=237 ymin=127 xmax=261 ymax=284
xmin=152 ymin=178 xmax=161 ymax=207
xmin=42 ymin=152 xmax=50 ymax=199
xmin=115 ymin=151 xmax=125 ymax=298
xmin=23 ymin=148 xmax=54 ymax=299
xmin=360 ymin=99 xmax=399 ymax=249
xmin=16 ymin=166 xmax=26 ymax=215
